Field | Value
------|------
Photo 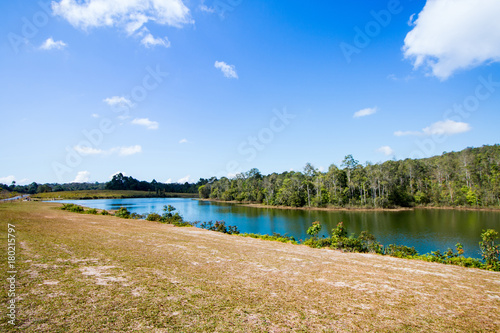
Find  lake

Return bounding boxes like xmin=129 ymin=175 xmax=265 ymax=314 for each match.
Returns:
xmin=59 ymin=198 xmax=500 ymax=259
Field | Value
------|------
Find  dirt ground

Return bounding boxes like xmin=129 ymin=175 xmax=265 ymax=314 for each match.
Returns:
xmin=1 ymin=202 xmax=499 ymax=332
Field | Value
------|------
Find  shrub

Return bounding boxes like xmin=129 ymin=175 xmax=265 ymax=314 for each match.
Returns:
xmin=384 ymin=244 xmax=418 ymax=258
xmin=337 ymin=236 xmax=365 ymax=253
xmin=61 ymin=203 xmax=84 ymax=213
xmin=480 ymin=229 xmax=500 ymax=269
xmin=130 ymin=212 xmax=145 ymax=219
xmin=146 ymin=213 xmax=162 ymax=221
xmin=200 ymin=221 xmax=240 ymax=235
xmin=306 ymin=221 xmax=322 ymax=239
xmin=358 ymin=231 xmax=382 ymax=253
xmin=115 ymin=207 xmax=131 ymax=219
xmin=86 ymin=208 xmax=98 ymax=215
xmin=101 ymin=210 xmax=110 ymax=215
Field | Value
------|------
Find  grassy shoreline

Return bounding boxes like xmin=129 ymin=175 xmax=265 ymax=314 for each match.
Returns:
xmin=198 ymin=198 xmax=500 ymax=212
xmin=31 ymin=190 xmax=198 ymax=200
xmin=1 ymin=201 xmax=499 ymax=332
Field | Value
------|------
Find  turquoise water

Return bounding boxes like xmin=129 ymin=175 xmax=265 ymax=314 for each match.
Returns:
xmin=59 ymin=198 xmax=500 ymax=259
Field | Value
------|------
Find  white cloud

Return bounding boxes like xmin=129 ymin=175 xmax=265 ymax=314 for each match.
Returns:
xmin=407 ymin=13 xmax=416 ymax=26
xmin=165 ymin=178 xmax=172 ymax=184
xmin=179 ymin=138 xmax=188 ymax=144
xmin=52 ymin=0 xmax=193 ymax=32
xmin=199 ymin=4 xmax=215 ymax=13
xmin=376 ymin=146 xmax=395 ymax=156
xmin=103 ymin=96 xmax=133 ymax=107
xmin=73 ymin=145 xmax=142 ymax=156
xmin=131 ymin=118 xmax=159 ymax=130
xmin=39 ymin=37 xmax=67 ymax=50
xmin=394 ymin=130 xmax=421 ymax=137
xmin=214 ymin=61 xmax=238 ymax=79
xmin=395 ymin=120 xmax=471 ymax=136
xmin=403 ymin=0 xmax=500 ymax=80
xmin=74 ymin=145 xmax=105 ymax=155
xmin=118 ymin=145 xmax=142 ymax=156
xmin=110 ymin=171 xmax=127 ymax=179
xmin=73 ymin=171 xmax=90 ymax=183
xmin=422 ymin=120 xmax=471 ymax=136
xmin=177 ymin=175 xmax=191 ymax=183
xmin=140 ymin=31 xmax=171 ymax=48
xmin=0 ymin=175 xmax=16 ymax=184
xmin=353 ymin=107 xmax=377 ymax=118
xmin=91 ymin=113 xmax=100 ymax=118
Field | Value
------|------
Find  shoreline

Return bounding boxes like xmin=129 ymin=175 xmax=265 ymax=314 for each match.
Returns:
xmin=197 ymin=198 xmax=500 ymax=212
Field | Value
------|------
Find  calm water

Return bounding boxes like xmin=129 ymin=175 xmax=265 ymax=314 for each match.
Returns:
xmin=59 ymin=198 xmax=500 ymax=259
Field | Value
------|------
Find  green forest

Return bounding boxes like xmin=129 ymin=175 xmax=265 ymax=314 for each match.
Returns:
xmin=199 ymin=145 xmax=500 ymax=208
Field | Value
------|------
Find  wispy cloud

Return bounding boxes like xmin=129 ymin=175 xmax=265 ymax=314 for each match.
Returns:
xmin=140 ymin=30 xmax=171 ymax=48
xmin=403 ymin=0 xmax=500 ymax=80
xmin=199 ymin=4 xmax=215 ymax=13
xmin=177 ymin=175 xmax=191 ymax=183
xmin=39 ymin=37 xmax=67 ymax=50
xmin=52 ymin=0 xmax=193 ymax=47
xmin=353 ymin=107 xmax=377 ymax=118
xmin=74 ymin=146 xmax=105 ymax=155
xmin=394 ymin=130 xmax=421 ymax=137
xmin=91 ymin=113 xmax=100 ymax=118
xmin=103 ymin=96 xmax=133 ymax=107
xmin=131 ymin=118 xmax=159 ymax=130
xmin=73 ymin=145 xmax=142 ymax=156
xmin=395 ymin=120 xmax=471 ymax=137
xmin=0 ymin=175 xmax=16 ymax=184
xmin=73 ymin=171 xmax=90 ymax=183
xmin=215 ymin=61 xmax=238 ymax=79
xmin=179 ymin=138 xmax=188 ymax=144
xmin=118 ymin=145 xmax=142 ymax=156
xmin=376 ymin=146 xmax=394 ymax=156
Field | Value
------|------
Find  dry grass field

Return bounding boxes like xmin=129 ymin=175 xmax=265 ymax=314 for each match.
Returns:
xmin=1 ymin=201 xmax=499 ymax=332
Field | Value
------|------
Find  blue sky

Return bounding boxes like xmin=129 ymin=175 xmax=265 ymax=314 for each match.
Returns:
xmin=1 ymin=0 xmax=499 ymax=185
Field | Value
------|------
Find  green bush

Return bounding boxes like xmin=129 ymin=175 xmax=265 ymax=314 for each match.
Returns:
xmin=200 ymin=221 xmax=240 ymax=235
xmin=358 ymin=231 xmax=382 ymax=253
xmin=86 ymin=208 xmax=98 ymax=215
xmin=115 ymin=207 xmax=131 ymax=219
xmin=101 ymin=210 xmax=110 ymax=215
xmin=61 ymin=203 xmax=85 ymax=213
xmin=146 ymin=213 xmax=162 ymax=221
xmin=479 ymin=229 xmax=500 ymax=269
xmin=306 ymin=221 xmax=322 ymax=238
xmin=384 ymin=244 xmax=418 ymax=258
xmin=338 ymin=236 xmax=365 ymax=253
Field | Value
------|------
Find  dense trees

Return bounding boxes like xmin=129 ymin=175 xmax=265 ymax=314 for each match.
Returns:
xmin=201 ymin=145 xmax=500 ymax=208
xmin=1 ymin=173 xmax=207 ymax=195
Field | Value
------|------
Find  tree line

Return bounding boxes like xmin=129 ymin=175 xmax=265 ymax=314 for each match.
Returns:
xmin=199 ymin=145 xmax=500 ymax=208
xmin=0 ymin=173 xmax=205 ymax=195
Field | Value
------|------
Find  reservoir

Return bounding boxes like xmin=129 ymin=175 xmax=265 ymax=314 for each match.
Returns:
xmin=59 ymin=197 xmax=500 ymax=259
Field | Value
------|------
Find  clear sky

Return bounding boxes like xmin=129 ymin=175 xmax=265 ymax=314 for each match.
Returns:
xmin=1 ymin=0 xmax=499 ymax=185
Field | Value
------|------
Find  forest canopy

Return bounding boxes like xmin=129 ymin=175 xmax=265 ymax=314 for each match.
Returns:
xmin=199 ymin=145 xmax=500 ymax=208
